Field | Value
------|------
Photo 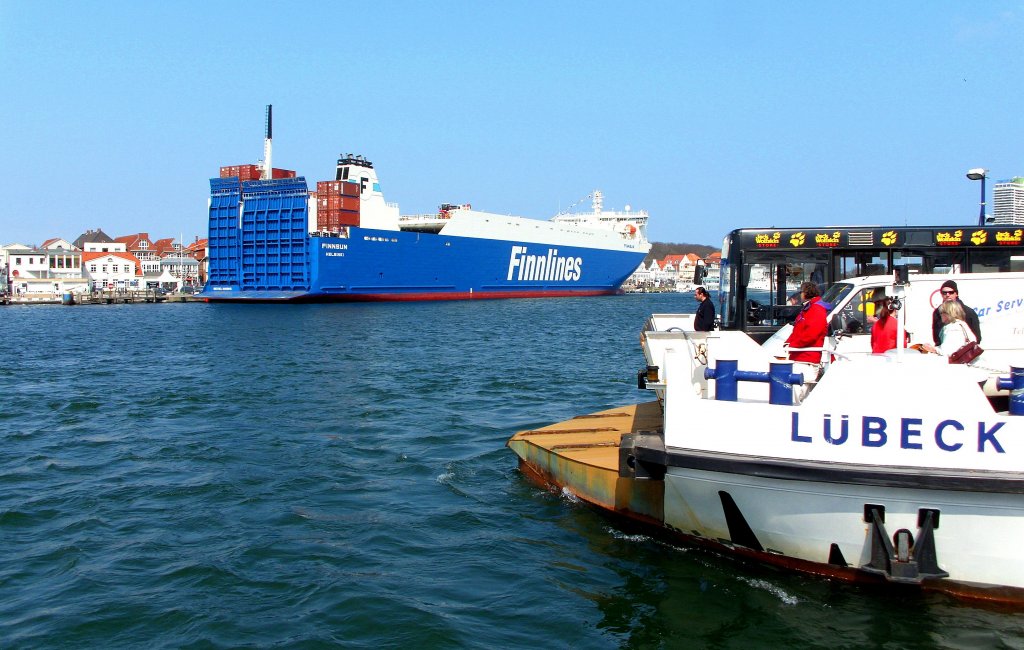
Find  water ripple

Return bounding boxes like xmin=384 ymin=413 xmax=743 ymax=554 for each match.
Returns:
xmin=2 ymin=297 xmax=1023 ymax=647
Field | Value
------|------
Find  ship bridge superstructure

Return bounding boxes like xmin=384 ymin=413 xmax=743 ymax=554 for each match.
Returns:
xmin=550 ymin=190 xmax=650 ymax=244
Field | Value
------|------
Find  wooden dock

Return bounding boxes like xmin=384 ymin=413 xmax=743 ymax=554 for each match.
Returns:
xmin=4 ymin=292 xmax=206 ymax=305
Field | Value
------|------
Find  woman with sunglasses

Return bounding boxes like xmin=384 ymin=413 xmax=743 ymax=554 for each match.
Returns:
xmin=930 ymin=280 xmax=981 ymax=345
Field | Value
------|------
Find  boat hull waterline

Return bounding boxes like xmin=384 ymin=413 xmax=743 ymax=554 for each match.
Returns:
xmin=510 ymin=294 xmax=1024 ymax=607
xmin=509 ymin=400 xmax=1024 ymax=605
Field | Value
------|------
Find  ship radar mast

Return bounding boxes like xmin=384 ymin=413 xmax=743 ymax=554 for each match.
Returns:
xmin=592 ymin=190 xmax=603 ymax=214
xmin=261 ymin=104 xmax=273 ymax=180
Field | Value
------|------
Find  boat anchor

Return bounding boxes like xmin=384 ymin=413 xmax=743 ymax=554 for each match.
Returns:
xmin=860 ymin=505 xmax=949 ymax=583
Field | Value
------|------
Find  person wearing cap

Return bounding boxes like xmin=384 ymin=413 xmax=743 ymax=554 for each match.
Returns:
xmin=931 ymin=280 xmax=980 ymax=344
xmin=869 ymin=289 xmax=902 ymax=354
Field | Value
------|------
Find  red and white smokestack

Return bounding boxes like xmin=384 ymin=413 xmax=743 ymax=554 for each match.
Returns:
xmin=261 ymin=104 xmax=273 ymax=180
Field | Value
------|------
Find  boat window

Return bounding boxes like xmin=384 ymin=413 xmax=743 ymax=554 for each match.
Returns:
xmin=720 ymin=260 xmax=737 ymax=328
xmin=741 ymin=262 xmax=789 ymax=327
xmin=834 ymin=251 xmax=889 ymax=279
xmin=733 ymin=252 xmax=830 ymax=330
xmin=796 ymin=262 xmax=827 ymax=286
xmin=892 ymin=252 xmax=925 ymax=274
xmin=821 ymin=282 xmax=854 ymax=306
xmin=969 ymin=250 xmax=1023 ymax=272
xmin=892 ymin=249 xmax=965 ymax=274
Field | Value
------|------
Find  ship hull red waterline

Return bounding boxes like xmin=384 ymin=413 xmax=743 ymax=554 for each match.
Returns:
xmin=204 ymin=288 xmax=622 ymax=303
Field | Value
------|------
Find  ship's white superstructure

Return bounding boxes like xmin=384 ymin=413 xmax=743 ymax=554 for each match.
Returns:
xmin=551 ymin=190 xmax=650 ymax=245
xmin=396 ymin=189 xmax=650 ymax=251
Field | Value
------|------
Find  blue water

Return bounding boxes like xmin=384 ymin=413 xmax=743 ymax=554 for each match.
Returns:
xmin=2 ymin=296 xmax=1023 ymax=648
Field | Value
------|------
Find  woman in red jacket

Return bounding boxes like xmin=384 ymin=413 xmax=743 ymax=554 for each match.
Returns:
xmin=785 ymin=281 xmax=829 ymax=363
xmin=869 ymin=289 xmax=905 ymax=354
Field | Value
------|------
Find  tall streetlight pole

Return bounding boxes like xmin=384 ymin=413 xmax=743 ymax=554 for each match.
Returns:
xmin=966 ymin=168 xmax=988 ymax=226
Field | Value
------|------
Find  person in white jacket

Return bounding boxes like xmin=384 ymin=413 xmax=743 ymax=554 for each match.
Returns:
xmin=920 ymin=299 xmax=991 ymax=388
xmin=926 ymin=301 xmax=976 ymax=355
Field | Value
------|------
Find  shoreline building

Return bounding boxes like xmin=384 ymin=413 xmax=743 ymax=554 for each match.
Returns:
xmin=993 ymin=177 xmax=1024 ymax=226
xmin=115 ymin=233 xmax=162 ymax=277
xmin=2 ymin=241 xmax=90 ymax=297
xmin=82 ymin=249 xmax=142 ymax=291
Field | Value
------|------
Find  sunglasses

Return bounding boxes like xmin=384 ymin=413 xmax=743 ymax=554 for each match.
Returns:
xmin=941 ymin=290 xmax=956 ymax=295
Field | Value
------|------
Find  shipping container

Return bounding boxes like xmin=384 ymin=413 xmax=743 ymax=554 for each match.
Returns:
xmin=272 ymin=168 xmax=296 ymax=179
xmin=316 ymin=180 xmax=360 ymax=197
xmin=317 ymin=208 xmax=360 ymax=230
xmin=220 ymin=164 xmax=261 ymax=180
xmin=320 ymin=196 xmax=360 ymax=211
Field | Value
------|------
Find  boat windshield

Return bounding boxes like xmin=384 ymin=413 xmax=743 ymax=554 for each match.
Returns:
xmin=821 ymin=282 xmax=854 ymax=306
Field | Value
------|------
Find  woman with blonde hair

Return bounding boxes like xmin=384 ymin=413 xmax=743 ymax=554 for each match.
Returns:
xmin=923 ymin=300 xmax=978 ymax=357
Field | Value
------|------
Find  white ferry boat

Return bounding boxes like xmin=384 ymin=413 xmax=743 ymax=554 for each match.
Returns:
xmin=510 ymin=224 xmax=1024 ymax=604
xmin=509 ymin=267 xmax=1024 ymax=605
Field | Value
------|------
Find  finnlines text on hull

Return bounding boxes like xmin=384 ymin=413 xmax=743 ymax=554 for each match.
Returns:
xmin=507 ymin=246 xmax=583 ymax=282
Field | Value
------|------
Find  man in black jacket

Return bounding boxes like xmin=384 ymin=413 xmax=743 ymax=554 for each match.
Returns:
xmin=931 ymin=280 xmax=981 ymax=343
xmin=694 ymin=286 xmax=715 ymax=331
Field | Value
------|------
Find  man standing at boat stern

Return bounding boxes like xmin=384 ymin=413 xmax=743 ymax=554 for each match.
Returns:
xmin=932 ymin=280 xmax=981 ymax=344
xmin=694 ymin=286 xmax=715 ymax=331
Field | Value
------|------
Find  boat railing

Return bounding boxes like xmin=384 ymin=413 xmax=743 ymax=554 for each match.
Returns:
xmin=783 ymin=346 xmax=853 ymax=367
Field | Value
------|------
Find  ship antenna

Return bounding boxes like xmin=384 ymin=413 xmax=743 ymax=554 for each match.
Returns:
xmin=261 ymin=104 xmax=273 ymax=180
xmin=563 ymin=191 xmax=595 ymax=214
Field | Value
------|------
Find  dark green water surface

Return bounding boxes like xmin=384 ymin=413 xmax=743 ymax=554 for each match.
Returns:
xmin=2 ymin=296 xmax=1023 ymax=648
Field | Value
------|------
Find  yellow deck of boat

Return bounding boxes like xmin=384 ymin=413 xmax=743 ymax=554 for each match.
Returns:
xmin=507 ymin=400 xmax=666 ymax=524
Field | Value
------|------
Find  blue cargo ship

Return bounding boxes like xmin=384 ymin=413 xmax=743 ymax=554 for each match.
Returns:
xmin=201 ymin=109 xmax=651 ymax=302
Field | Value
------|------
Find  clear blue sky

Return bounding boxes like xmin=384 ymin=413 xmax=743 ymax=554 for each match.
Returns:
xmin=1 ymin=1 xmax=1021 ymax=249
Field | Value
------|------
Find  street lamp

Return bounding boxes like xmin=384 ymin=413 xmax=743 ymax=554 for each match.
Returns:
xmin=966 ymin=168 xmax=988 ymax=226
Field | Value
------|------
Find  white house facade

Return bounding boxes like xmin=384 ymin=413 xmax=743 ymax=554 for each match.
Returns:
xmin=40 ymin=238 xmax=84 ymax=281
xmin=83 ymin=251 xmax=141 ymax=291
